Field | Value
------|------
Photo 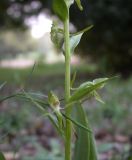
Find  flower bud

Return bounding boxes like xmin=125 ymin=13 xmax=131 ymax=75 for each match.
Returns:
xmin=48 ymin=91 xmax=60 ymax=110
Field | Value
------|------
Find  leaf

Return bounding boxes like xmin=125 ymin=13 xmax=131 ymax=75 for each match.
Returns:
xmin=70 ymin=71 xmax=77 ymax=88
xmin=70 ymin=33 xmax=83 ymax=54
xmin=62 ymin=113 xmax=92 ymax=133
xmin=69 ymin=78 xmax=109 ymax=103
xmin=69 ymin=25 xmax=93 ymax=54
xmin=0 ymin=92 xmax=48 ymax=107
xmin=73 ymin=103 xmax=98 ymax=160
xmin=93 ymin=78 xmax=108 ymax=89
xmin=0 ymin=82 xmax=6 ymax=90
xmin=64 ymin=0 xmax=74 ymax=8
xmin=23 ymin=92 xmax=64 ymax=137
xmin=47 ymin=114 xmax=64 ymax=137
xmin=23 ymin=91 xmax=46 ymax=112
xmin=62 ymin=25 xmax=93 ymax=54
xmin=53 ymin=0 xmax=68 ymax=21
xmin=71 ymin=25 xmax=94 ymax=36
xmin=0 ymin=152 xmax=6 ymax=160
xmin=75 ymin=0 xmax=83 ymax=10
xmin=93 ymin=91 xmax=105 ymax=104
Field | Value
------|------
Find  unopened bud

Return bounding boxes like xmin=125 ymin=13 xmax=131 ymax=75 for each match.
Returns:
xmin=48 ymin=91 xmax=60 ymax=110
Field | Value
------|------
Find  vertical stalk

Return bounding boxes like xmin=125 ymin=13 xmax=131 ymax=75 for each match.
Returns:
xmin=64 ymin=9 xmax=72 ymax=160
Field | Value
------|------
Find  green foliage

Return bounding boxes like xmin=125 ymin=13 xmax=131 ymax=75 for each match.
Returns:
xmin=64 ymin=0 xmax=74 ymax=8
xmin=0 ymin=63 xmax=97 ymax=84
xmin=75 ymin=0 xmax=83 ymax=10
xmin=84 ymin=77 xmax=132 ymax=135
xmin=53 ymin=0 xmax=68 ymax=21
xmin=62 ymin=113 xmax=92 ymax=133
xmin=73 ymin=103 xmax=98 ymax=160
xmin=0 ymin=152 xmax=6 ymax=160
xmin=69 ymin=78 xmax=109 ymax=103
xmin=70 ymin=33 xmax=83 ymax=54
xmin=0 ymin=1 xmax=111 ymax=160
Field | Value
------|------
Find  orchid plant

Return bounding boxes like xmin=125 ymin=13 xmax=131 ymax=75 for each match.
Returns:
xmin=0 ymin=0 xmax=112 ymax=160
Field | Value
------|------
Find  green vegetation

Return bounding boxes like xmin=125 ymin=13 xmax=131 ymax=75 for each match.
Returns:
xmin=86 ymin=78 xmax=132 ymax=134
xmin=0 ymin=63 xmax=97 ymax=84
xmin=0 ymin=0 xmax=109 ymax=159
xmin=0 ymin=68 xmax=131 ymax=159
xmin=0 ymin=0 xmax=131 ymax=160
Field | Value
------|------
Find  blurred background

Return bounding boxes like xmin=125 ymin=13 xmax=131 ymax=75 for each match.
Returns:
xmin=0 ymin=0 xmax=132 ymax=160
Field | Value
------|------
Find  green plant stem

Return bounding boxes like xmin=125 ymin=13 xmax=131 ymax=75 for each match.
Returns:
xmin=64 ymin=10 xmax=72 ymax=160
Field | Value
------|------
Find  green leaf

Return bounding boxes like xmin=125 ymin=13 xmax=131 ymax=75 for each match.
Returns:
xmin=53 ymin=0 xmax=68 ymax=21
xmin=64 ymin=0 xmax=74 ymax=8
xmin=93 ymin=91 xmax=105 ymax=104
xmin=0 ymin=92 xmax=48 ymax=107
xmin=70 ymin=71 xmax=77 ymax=88
xmin=62 ymin=113 xmax=92 ymax=133
xmin=0 ymin=82 xmax=6 ymax=90
xmin=47 ymin=114 xmax=64 ymax=137
xmin=23 ymin=91 xmax=46 ymax=112
xmin=93 ymin=78 xmax=108 ymax=89
xmin=71 ymin=25 xmax=93 ymax=36
xmin=75 ymin=0 xmax=83 ymax=10
xmin=0 ymin=152 xmax=6 ymax=160
xmin=70 ymin=33 xmax=83 ymax=54
xmin=73 ymin=103 xmax=98 ymax=160
xmin=69 ymin=25 xmax=93 ymax=54
xmin=69 ymin=78 xmax=109 ymax=103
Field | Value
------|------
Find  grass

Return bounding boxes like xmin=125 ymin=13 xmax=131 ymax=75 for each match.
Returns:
xmin=0 ymin=62 xmax=97 ymax=84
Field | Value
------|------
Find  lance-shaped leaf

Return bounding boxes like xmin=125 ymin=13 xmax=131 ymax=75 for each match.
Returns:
xmin=83 ymin=90 xmax=105 ymax=104
xmin=45 ymin=113 xmax=64 ymax=137
xmin=23 ymin=92 xmax=64 ymax=137
xmin=73 ymin=103 xmax=98 ymax=160
xmin=70 ymin=71 xmax=77 ymax=88
xmin=69 ymin=78 xmax=109 ymax=103
xmin=0 ymin=152 xmax=6 ymax=160
xmin=69 ymin=25 xmax=93 ymax=54
xmin=53 ymin=0 xmax=68 ymax=21
xmin=93 ymin=91 xmax=105 ymax=104
xmin=75 ymin=0 xmax=83 ymax=10
xmin=71 ymin=25 xmax=93 ymax=36
xmin=0 ymin=92 xmax=48 ymax=108
xmin=62 ymin=113 xmax=92 ymax=133
xmin=70 ymin=33 xmax=83 ymax=54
